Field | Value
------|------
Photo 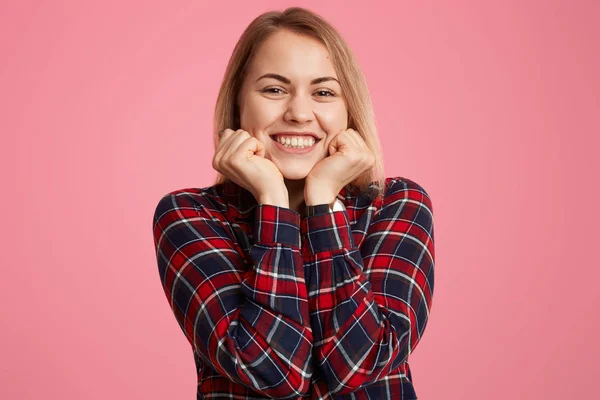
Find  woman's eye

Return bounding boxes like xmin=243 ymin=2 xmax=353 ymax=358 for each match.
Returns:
xmin=261 ymin=87 xmax=336 ymax=97
xmin=262 ymin=87 xmax=285 ymax=94
xmin=316 ymin=89 xmax=336 ymax=97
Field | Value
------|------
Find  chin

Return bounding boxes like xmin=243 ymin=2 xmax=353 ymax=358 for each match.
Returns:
xmin=280 ymin=168 xmax=310 ymax=181
xmin=268 ymin=156 xmax=315 ymax=181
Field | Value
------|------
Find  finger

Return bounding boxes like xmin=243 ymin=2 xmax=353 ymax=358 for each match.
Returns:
xmin=331 ymin=129 xmax=355 ymax=154
xmin=237 ymin=136 xmax=265 ymax=159
xmin=215 ymin=130 xmax=234 ymax=166
xmin=346 ymin=130 xmax=371 ymax=164
xmin=327 ymin=129 xmax=344 ymax=146
xmin=216 ymin=129 xmax=245 ymax=166
xmin=216 ymin=128 xmax=235 ymax=151
xmin=329 ymin=135 xmax=343 ymax=156
xmin=251 ymin=137 xmax=266 ymax=158
xmin=347 ymin=130 xmax=368 ymax=155
xmin=220 ymin=128 xmax=236 ymax=139
xmin=223 ymin=129 xmax=251 ymax=159
xmin=344 ymin=128 xmax=362 ymax=147
xmin=326 ymin=129 xmax=343 ymax=155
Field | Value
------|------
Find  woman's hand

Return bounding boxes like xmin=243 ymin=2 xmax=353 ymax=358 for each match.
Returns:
xmin=305 ymin=128 xmax=375 ymax=205
xmin=213 ymin=129 xmax=288 ymax=204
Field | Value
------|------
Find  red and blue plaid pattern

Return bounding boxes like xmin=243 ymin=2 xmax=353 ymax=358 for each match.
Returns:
xmin=152 ymin=176 xmax=434 ymax=399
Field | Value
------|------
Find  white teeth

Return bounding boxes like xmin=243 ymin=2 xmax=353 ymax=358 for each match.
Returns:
xmin=276 ymin=136 xmax=315 ymax=148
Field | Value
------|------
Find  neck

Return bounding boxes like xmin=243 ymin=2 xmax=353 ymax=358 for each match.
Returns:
xmin=284 ymin=177 xmax=306 ymax=216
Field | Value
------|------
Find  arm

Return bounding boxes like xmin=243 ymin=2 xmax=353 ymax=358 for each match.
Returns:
xmin=302 ymin=178 xmax=435 ymax=394
xmin=152 ymin=192 xmax=313 ymax=398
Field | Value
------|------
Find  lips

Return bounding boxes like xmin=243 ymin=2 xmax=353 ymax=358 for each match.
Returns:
xmin=270 ymin=131 xmax=321 ymax=140
xmin=270 ymin=135 xmax=321 ymax=143
xmin=271 ymin=136 xmax=319 ymax=154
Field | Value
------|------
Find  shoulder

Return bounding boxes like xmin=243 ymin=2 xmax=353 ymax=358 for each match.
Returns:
xmin=378 ymin=176 xmax=434 ymax=229
xmin=382 ymin=176 xmax=433 ymax=207
xmin=152 ymin=184 xmax=229 ymax=223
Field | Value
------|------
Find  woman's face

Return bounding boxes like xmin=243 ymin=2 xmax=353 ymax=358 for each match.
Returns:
xmin=237 ymin=29 xmax=348 ymax=180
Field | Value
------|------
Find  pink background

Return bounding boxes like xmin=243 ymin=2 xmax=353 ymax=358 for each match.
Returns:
xmin=2 ymin=0 xmax=598 ymax=398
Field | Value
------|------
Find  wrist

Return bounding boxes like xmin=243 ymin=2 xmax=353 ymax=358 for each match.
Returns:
xmin=258 ymin=191 xmax=289 ymax=208
xmin=304 ymin=182 xmax=337 ymax=206
xmin=305 ymin=199 xmax=345 ymax=216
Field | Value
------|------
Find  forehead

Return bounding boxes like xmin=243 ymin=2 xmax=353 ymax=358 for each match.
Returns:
xmin=248 ymin=30 xmax=337 ymax=79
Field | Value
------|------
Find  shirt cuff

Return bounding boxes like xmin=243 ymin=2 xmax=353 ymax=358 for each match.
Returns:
xmin=254 ymin=204 xmax=301 ymax=247
xmin=302 ymin=209 xmax=355 ymax=253
xmin=305 ymin=203 xmax=331 ymax=217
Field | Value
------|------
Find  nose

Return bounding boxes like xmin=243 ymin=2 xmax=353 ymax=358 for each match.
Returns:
xmin=283 ymin=92 xmax=313 ymax=124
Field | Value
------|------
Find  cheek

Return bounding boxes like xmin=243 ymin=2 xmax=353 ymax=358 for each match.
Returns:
xmin=314 ymin=105 xmax=348 ymax=132
xmin=241 ymin=97 xmax=281 ymax=127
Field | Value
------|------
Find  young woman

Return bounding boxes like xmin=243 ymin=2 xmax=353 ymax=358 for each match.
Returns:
xmin=153 ymin=7 xmax=435 ymax=399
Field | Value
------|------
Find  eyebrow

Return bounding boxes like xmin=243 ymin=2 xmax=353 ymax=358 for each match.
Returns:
xmin=255 ymin=73 xmax=340 ymax=85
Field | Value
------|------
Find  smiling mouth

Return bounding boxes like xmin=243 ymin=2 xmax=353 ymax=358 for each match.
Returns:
xmin=271 ymin=136 xmax=321 ymax=146
xmin=271 ymin=136 xmax=321 ymax=152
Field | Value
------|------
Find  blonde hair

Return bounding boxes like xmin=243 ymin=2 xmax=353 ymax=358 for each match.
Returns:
xmin=212 ymin=6 xmax=386 ymax=199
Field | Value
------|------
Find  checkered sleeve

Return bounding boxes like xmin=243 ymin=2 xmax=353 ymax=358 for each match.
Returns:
xmin=302 ymin=179 xmax=435 ymax=394
xmin=153 ymin=193 xmax=313 ymax=398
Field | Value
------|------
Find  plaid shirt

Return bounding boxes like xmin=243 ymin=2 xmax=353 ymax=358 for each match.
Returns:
xmin=152 ymin=176 xmax=435 ymax=399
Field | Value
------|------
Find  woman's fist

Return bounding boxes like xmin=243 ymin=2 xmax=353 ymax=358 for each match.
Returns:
xmin=213 ymin=129 xmax=286 ymax=202
xmin=305 ymin=128 xmax=375 ymax=205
